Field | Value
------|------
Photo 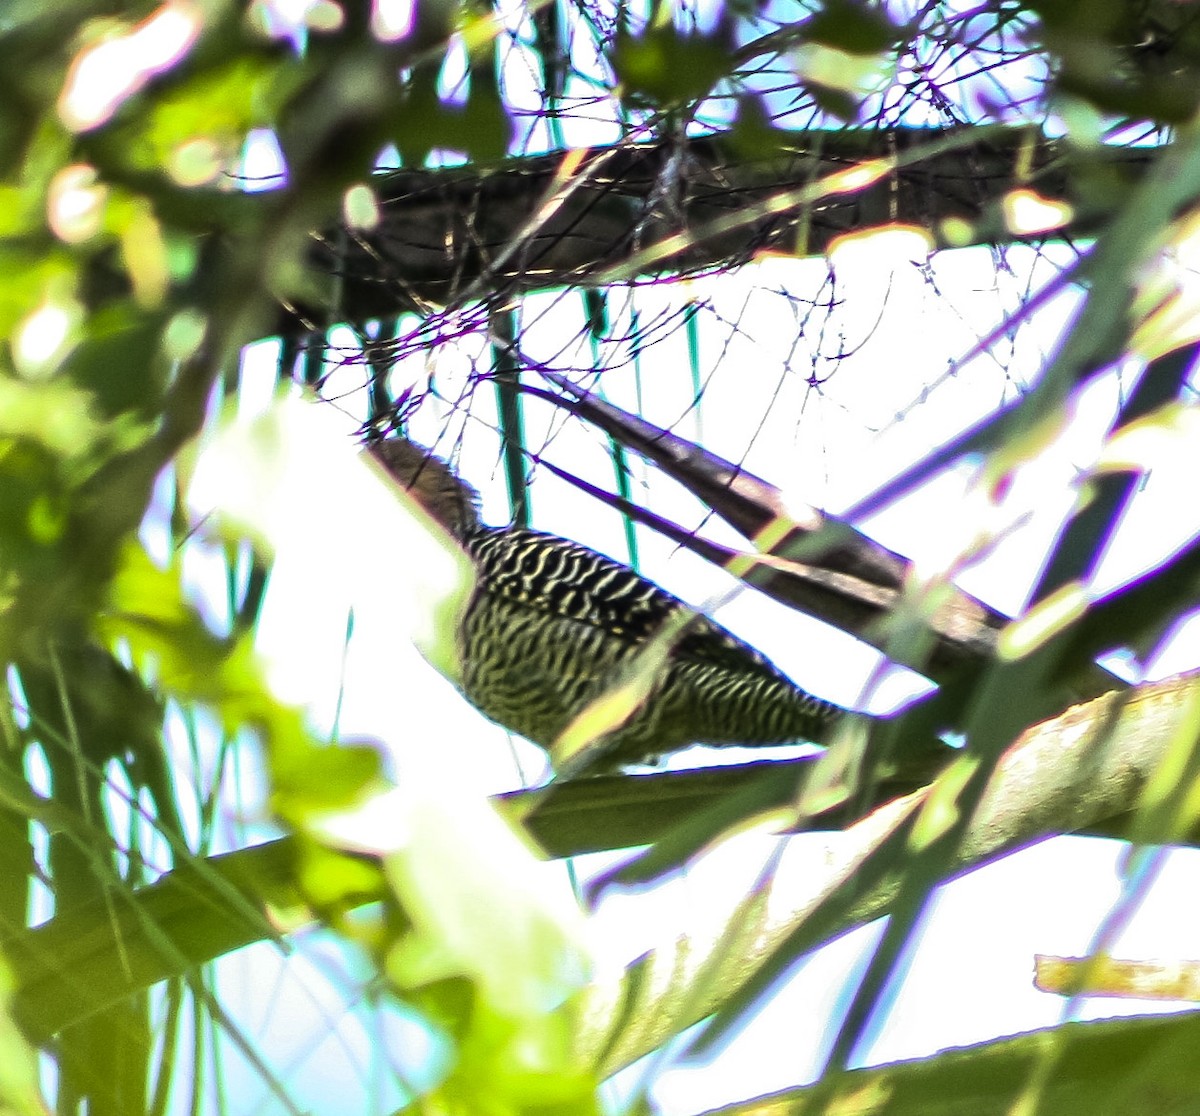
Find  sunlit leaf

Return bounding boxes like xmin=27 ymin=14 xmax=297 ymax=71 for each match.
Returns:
xmin=0 ymin=955 xmax=48 ymax=1116
xmin=190 ymin=392 xmax=599 ymax=1108
xmin=1035 ymin=954 xmax=1200 ymax=1001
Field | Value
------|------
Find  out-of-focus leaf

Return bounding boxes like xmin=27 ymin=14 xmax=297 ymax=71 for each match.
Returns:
xmin=0 ymin=185 xmax=41 ymax=238
xmin=99 ymin=540 xmax=385 ymax=820
xmin=61 ymin=304 xmax=171 ymax=417
xmin=190 ymin=393 xmax=599 ymax=1110
xmin=108 ymin=55 xmax=303 ymax=184
xmin=0 ymin=380 xmax=102 ymax=458
xmin=1093 ymin=400 xmax=1200 ymax=476
xmin=384 ymin=787 xmax=586 ymax=1014
xmin=188 ymin=389 xmax=472 ymax=680
xmin=392 ymin=70 xmax=514 ymax=166
xmin=1030 ymin=0 xmax=1200 ymax=123
xmin=291 ymin=837 xmax=386 ymax=925
xmin=613 ymin=25 xmax=734 ymax=108
xmin=785 ymin=1 xmax=903 ymax=118
xmin=0 ymin=247 xmax=77 ymax=337
xmin=802 ymin=0 xmax=904 ymax=55
xmin=383 ymin=787 xmax=599 ymax=1112
xmin=0 ymin=955 xmax=48 ymax=1116
xmin=6 ymin=839 xmax=323 ymax=1041
xmin=1035 ymin=954 xmax=1200 ymax=1001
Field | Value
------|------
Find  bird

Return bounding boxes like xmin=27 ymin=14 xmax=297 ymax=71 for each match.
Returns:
xmin=372 ymin=437 xmax=843 ymax=772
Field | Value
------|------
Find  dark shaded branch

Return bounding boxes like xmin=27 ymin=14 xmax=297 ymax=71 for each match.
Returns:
xmin=500 ymin=756 xmax=938 ymax=858
xmin=281 ymin=127 xmax=1155 ymax=331
xmin=525 ymin=376 xmax=1006 ymax=681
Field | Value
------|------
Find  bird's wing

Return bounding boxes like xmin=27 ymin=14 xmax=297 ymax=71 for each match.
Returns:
xmin=467 ymin=526 xmax=790 ymax=678
xmin=467 ymin=526 xmax=679 ymax=638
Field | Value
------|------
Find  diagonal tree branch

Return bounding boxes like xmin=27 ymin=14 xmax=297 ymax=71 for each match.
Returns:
xmin=14 ymin=672 xmax=1196 ymax=1057
xmin=574 ymin=671 xmax=1200 ymax=1076
xmin=526 ymin=373 xmax=1005 ymax=680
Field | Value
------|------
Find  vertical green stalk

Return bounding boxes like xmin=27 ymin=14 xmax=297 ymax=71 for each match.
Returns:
xmin=584 ymin=289 xmax=641 ymax=570
xmin=491 ymin=305 xmax=529 ymax=526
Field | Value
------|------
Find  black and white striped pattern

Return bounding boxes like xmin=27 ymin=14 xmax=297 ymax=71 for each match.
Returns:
xmin=458 ymin=524 xmax=841 ymax=768
xmin=376 ymin=438 xmax=843 ymax=768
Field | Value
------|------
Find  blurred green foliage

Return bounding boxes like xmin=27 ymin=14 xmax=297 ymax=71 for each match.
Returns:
xmin=3 ymin=1 xmax=1200 ymax=1114
xmin=0 ymin=3 xmax=597 ymax=1112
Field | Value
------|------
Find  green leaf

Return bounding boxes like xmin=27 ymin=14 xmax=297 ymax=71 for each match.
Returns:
xmin=393 ymin=71 xmax=514 ymax=165
xmin=189 ymin=392 xmax=601 ymax=1109
xmin=0 ymin=246 xmax=76 ymax=337
xmin=106 ymin=54 xmax=301 ymax=181
xmin=802 ymin=0 xmax=904 ymax=54
xmin=7 ymin=839 xmax=311 ymax=1041
xmin=0 ymin=955 xmax=47 ymax=1116
xmin=734 ymin=1010 xmax=1200 ymax=1115
xmin=612 ymin=25 xmax=734 ymax=108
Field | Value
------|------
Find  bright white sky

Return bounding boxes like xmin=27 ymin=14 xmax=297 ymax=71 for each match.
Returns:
xmin=198 ymin=235 xmax=1200 ymax=1115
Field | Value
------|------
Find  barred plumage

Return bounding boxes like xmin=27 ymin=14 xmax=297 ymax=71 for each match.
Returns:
xmin=374 ymin=438 xmax=842 ymax=769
